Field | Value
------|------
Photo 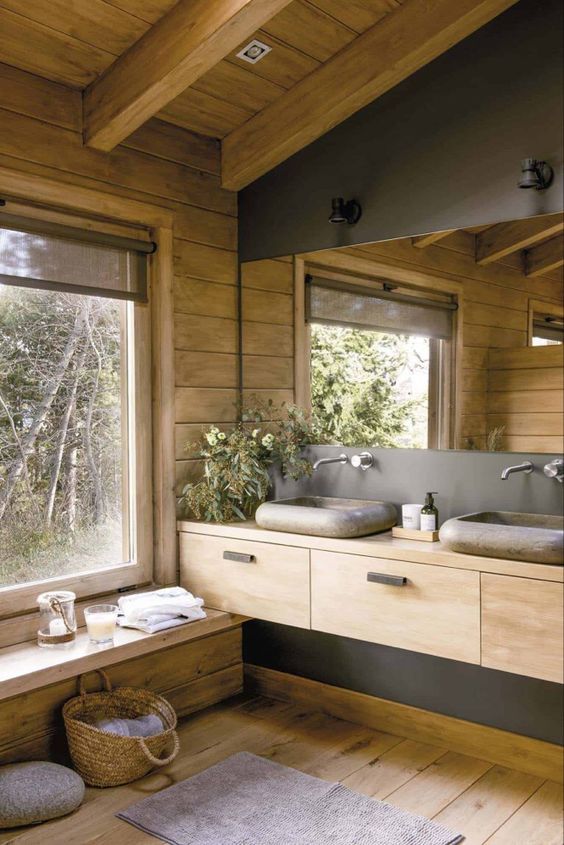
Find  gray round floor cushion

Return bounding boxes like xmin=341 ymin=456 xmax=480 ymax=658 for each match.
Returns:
xmin=0 ymin=761 xmax=85 ymax=828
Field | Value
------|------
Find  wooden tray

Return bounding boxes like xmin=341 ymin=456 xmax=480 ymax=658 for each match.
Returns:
xmin=392 ymin=526 xmax=440 ymax=542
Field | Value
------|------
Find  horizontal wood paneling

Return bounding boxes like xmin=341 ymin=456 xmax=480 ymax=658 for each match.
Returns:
xmin=174 ymin=240 xmax=238 ymax=285
xmin=175 ymin=388 xmax=239 ymax=424
xmin=241 ymin=258 xmax=294 ymax=293
xmin=242 ymin=288 xmax=293 ymax=325
xmin=0 ymin=627 xmax=242 ymax=763
xmin=175 ymin=351 xmax=238 ymax=388
xmin=243 ymin=355 xmax=294 ymax=389
xmin=0 ymin=107 xmax=235 ymax=215
xmin=174 ymin=278 xmax=238 ymax=319
xmin=0 ymin=61 xmax=80 ymax=129
xmin=487 ymin=345 xmax=564 ymax=452
xmin=174 ymin=314 xmax=238 ymax=353
xmin=242 ymin=322 xmax=294 ymax=357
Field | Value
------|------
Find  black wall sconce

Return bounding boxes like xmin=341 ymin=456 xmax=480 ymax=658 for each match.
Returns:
xmin=518 ymin=158 xmax=554 ymax=190
xmin=329 ymin=197 xmax=362 ymax=224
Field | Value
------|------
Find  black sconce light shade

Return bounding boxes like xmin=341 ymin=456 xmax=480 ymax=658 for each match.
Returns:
xmin=518 ymin=158 xmax=554 ymax=190
xmin=329 ymin=197 xmax=362 ymax=224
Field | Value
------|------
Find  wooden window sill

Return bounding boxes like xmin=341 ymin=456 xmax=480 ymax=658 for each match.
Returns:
xmin=0 ymin=609 xmax=245 ymax=702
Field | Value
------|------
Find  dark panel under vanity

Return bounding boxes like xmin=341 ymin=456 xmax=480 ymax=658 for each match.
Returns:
xmin=243 ymin=621 xmax=564 ymax=746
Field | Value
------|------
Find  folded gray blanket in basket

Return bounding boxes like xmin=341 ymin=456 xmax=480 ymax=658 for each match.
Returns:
xmin=95 ymin=714 xmax=164 ymax=737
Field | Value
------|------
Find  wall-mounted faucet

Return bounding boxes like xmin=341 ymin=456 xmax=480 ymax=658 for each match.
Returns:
xmin=544 ymin=458 xmax=564 ymax=483
xmin=312 ymin=453 xmax=348 ymax=471
xmin=351 ymin=452 xmax=374 ymax=471
xmin=500 ymin=460 xmax=534 ymax=480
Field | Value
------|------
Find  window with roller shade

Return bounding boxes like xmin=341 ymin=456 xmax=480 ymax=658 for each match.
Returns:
xmin=0 ymin=214 xmax=154 ymax=592
xmin=306 ymin=275 xmax=457 ymax=449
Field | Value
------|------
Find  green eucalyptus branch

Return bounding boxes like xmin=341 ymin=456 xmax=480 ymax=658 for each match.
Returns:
xmin=179 ymin=401 xmax=318 ymax=523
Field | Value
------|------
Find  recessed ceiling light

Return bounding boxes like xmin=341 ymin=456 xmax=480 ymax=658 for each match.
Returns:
xmin=236 ymin=39 xmax=272 ymax=64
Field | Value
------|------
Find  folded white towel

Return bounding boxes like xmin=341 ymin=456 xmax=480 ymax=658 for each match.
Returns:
xmin=118 ymin=587 xmax=204 ymax=624
xmin=117 ymin=606 xmax=206 ymax=634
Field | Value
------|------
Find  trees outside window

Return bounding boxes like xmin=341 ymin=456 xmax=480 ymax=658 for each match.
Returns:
xmin=0 ymin=223 xmax=133 ymax=591
xmin=310 ymin=324 xmax=430 ymax=448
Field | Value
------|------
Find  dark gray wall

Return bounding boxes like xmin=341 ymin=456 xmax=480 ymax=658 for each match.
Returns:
xmin=243 ymin=623 xmax=564 ymax=745
xmin=239 ymin=0 xmax=564 ymax=261
xmin=245 ymin=445 xmax=564 ymax=744
xmin=271 ymin=446 xmax=564 ymax=521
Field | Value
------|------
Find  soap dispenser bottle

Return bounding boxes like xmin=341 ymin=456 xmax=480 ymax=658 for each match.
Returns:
xmin=420 ymin=492 xmax=439 ymax=531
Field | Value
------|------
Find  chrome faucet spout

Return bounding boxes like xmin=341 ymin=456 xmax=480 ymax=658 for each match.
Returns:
xmin=500 ymin=460 xmax=534 ymax=480
xmin=312 ymin=453 xmax=349 ymax=471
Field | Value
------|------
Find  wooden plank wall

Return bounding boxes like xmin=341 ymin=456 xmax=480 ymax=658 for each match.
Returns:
xmin=241 ymin=256 xmax=295 ymax=412
xmin=488 ymin=346 xmax=564 ymax=453
xmin=0 ymin=62 xmax=238 ymax=522
xmin=0 ymin=628 xmax=243 ymax=765
xmin=299 ymin=234 xmax=563 ymax=450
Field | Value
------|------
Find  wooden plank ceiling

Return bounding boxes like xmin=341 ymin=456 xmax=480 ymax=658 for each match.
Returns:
xmin=412 ymin=215 xmax=564 ymax=280
xmin=0 ymin=0 xmax=520 ymax=188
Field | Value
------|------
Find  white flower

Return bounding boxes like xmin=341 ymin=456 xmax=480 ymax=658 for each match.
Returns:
xmin=210 ymin=426 xmax=220 ymax=435
xmin=205 ymin=432 xmax=217 ymax=446
xmin=217 ymin=432 xmax=226 ymax=440
xmin=261 ymin=433 xmax=275 ymax=449
xmin=252 ymin=428 xmax=260 ymax=439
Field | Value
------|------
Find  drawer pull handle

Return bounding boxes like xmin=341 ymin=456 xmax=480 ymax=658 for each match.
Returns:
xmin=367 ymin=572 xmax=407 ymax=586
xmin=223 ymin=551 xmax=255 ymax=563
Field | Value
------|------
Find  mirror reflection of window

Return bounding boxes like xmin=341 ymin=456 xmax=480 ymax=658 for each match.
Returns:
xmin=306 ymin=276 xmax=455 ymax=450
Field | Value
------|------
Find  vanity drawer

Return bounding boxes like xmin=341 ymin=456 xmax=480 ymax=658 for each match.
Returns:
xmin=311 ymin=550 xmax=480 ymax=663
xmin=481 ymin=574 xmax=563 ymax=683
xmin=179 ymin=533 xmax=310 ymax=627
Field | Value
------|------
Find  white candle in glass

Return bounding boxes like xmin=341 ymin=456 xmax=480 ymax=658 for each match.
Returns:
xmin=49 ymin=618 xmax=67 ymax=636
xmin=84 ymin=605 xmax=118 ymax=644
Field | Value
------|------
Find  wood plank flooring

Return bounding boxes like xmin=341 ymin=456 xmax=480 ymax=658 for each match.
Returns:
xmin=2 ymin=695 xmax=562 ymax=844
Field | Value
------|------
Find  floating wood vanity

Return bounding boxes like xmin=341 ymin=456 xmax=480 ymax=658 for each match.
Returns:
xmin=179 ymin=521 xmax=564 ymax=684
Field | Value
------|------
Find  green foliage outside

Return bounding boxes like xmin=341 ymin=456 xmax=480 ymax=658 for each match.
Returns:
xmin=310 ymin=324 xmax=428 ymax=449
xmin=0 ymin=281 xmax=124 ymax=588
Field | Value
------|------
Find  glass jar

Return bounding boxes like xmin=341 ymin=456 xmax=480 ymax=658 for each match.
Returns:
xmin=37 ymin=590 xmax=77 ymax=648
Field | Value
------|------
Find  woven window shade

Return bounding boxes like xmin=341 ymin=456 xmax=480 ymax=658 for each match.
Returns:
xmin=0 ymin=218 xmax=154 ymax=302
xmin=307 ymin=276 xmax=455 ymax=340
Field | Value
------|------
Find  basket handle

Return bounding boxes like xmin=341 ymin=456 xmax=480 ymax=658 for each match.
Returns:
xmin=79 ymin=668 xmax=113 ymax=697
xmin=137 ymin=730 xmax=180 ymax=768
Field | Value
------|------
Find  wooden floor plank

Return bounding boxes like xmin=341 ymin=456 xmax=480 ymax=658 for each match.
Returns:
xmin=385 ymin=751 xmax=493 ymax=818
xmin=484 ymin=780 xmax=564 ymax=845
xmin=302 ymin=726 xmax=403 ymax=781
xmin=433 ymin=765 xmax=543 ymax=845
xmin=342 ymin=738 xmax=448 ymax=798
xmin=3 ymin=695 xmax=559 ymax=844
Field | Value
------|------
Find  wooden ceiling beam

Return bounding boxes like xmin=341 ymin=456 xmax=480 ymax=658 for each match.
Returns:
xmin=82 ymin=0 xmax=293 ymax=152
xmin=412 ymin=230 xmax=457 ymax=248
xmin=525 ymin=236 xmax=564 ymax=278
xmin=476 ymin=214 xmax=564 ymax=265
xmin=221 ymin=0 xmax=519 ymax=190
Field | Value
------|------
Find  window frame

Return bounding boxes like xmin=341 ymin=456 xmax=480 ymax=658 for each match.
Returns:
xmin=294 ymin=258 xmax=463 ymax=450
xmin=0 ymin=174 xmax=175 ymax=633
xmin=528 ymin=298 xmax=564 ymax=346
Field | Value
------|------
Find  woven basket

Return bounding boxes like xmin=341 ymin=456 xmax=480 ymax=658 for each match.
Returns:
xmin=63 ymin=669 xmax=180 ymax=787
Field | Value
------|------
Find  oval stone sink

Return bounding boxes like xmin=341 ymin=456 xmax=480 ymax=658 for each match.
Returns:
xmin=439 ymin=511 xmax=564 ymax=565
xmin=255 ymin=496 xmax=397 ymax=539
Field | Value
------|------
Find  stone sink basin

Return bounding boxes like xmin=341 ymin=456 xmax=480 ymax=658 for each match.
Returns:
xmin=439 ymin=511 xmax=564 ymax=565
xmin=255 ymin=496 xmax=397 ymax=539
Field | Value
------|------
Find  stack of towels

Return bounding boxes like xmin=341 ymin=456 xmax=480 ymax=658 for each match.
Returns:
xmin=117 ymin=586 xmax=206 ymax=634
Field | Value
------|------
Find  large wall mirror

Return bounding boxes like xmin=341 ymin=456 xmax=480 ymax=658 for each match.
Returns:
xmin=240 ymin=212 xmax=563 ymax=454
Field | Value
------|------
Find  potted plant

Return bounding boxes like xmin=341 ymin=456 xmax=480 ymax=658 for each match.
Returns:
xmin=180 ymin=402 xmax=317 ymax=523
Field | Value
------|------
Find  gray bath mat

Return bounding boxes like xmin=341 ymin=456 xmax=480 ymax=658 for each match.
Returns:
xmin=117 ymin=752 xmax=464 ymax=845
